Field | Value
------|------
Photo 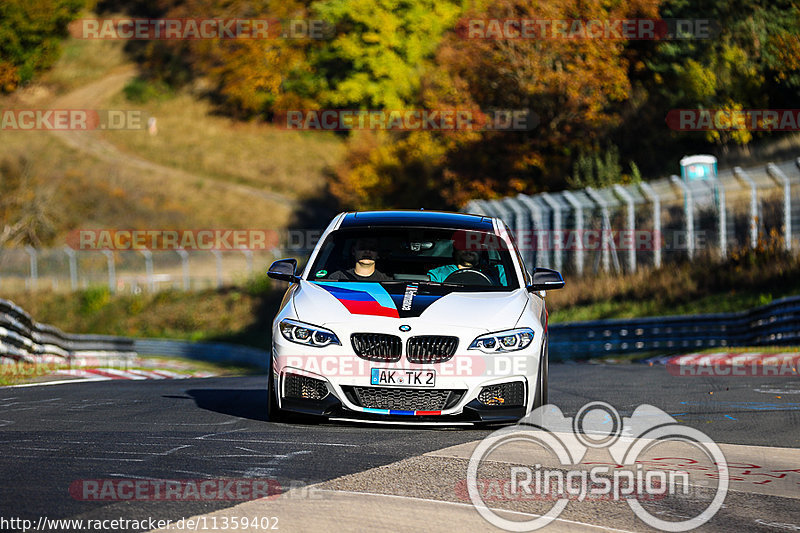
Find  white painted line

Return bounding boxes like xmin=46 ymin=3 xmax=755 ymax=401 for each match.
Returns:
xmin=194 ymin=437 xmax=359 ymax=447
xmin=195 ymin=428 xmax=247 ymax=440
xmin=3 ymin=455 xmax=145 ymax=462
xmin=206 ymin=454 xmax=295 ymax=458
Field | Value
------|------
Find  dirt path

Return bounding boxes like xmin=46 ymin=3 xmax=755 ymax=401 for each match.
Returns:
xmin=47 ymin=66 xmax=298 ymax=208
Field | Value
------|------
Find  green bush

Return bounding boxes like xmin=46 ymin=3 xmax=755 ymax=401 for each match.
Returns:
xmin=123 ymin=77 xmax=174 ymax=104
xmin=0 ymin=0 xmax=86 ymax=92
xmin=79 ymin=286 xmax=110 ymax=315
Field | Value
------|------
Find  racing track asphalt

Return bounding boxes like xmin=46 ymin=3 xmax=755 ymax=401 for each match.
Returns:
xmin=0 ymin=364 xmax=798 ymax=532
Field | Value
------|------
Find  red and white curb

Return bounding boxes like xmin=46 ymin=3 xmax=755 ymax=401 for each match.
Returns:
xmin=57 ymin=368 xmax=214 ymax=380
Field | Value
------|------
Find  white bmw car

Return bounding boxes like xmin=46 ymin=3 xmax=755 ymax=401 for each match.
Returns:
xmin=267 ymin=210 xmax=564 ymax=424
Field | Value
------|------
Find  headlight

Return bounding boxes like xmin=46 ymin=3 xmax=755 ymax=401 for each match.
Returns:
xmin=468 ymin=328 xmax=535 ymax=353
xmin=279 ymin=319 xmax=341 ymax=347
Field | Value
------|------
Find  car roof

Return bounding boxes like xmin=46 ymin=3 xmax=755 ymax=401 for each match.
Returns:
xmin=338 ymin=210 xmax=496 ymax=232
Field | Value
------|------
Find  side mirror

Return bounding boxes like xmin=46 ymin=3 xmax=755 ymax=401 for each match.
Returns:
xmin=267 ymin=258 xmax=300 ymax=283
xmin=526 ymin=267 xmax=564 ymax=292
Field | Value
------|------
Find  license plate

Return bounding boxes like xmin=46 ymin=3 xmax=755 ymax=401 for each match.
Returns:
xmin=371 ymin=368 xmax=435 ymax=387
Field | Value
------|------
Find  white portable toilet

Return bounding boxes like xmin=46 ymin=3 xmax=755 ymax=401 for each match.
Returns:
xmin=680 ymin=154 xmax=718 ymax=181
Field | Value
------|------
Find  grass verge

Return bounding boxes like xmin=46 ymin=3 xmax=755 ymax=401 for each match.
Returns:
xmin=6 ymin=276 xmax=282 ymax=350
xmin=0 ymin=356 xmax=262 ymax=387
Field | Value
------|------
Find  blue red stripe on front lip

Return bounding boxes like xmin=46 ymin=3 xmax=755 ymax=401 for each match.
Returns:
xmin=361 ymin=407 xmax=442 ymax=416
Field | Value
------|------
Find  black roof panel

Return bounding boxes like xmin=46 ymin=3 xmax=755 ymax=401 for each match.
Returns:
xmin=339 ymin=210 xmax=495 ymax=232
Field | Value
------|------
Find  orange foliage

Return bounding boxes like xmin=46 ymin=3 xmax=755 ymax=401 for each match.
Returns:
xmin=0 ymin=61 xmax=20 ymax=93
xmin=146 ymin=0 xmax=313 ymax=117
xmin=330 ymin=0 xmax=661 ymax=209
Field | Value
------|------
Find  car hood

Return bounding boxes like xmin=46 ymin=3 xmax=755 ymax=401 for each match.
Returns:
xmin=292 ymin=280 xmax=528 ymax=331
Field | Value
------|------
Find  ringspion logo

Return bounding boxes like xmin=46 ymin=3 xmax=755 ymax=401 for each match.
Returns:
xmin=467 ymin=402 xmax=728 ymax=531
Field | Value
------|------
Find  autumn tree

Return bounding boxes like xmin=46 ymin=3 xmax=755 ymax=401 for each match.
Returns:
xmin=139 ymin=0 xmax=316 ymax=117
xmin=309 ymin=0 xmax=462 ymax=109
xmin=329 ymin=0 xmax=661 ymax=208
xmin=0 ymin=0 xmax=86 ymax=92
xmin=635 ymin=0 xmax=800 ymax=154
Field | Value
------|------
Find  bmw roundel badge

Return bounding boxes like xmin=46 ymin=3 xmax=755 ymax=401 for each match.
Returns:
xmin=399 ymin=325 xmax=411 ymax=332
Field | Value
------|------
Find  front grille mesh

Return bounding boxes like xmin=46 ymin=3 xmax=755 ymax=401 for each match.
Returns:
xmin=350 ymin=387 xmax=464 ymax=411
xmin=284 ymin=373 xmax=329 ymax=400
xmin=406 ymin=335 xmax=459 ymax=363
xmin=477 ymin=381 xmax=525 ymax=407
xmin=351 ymin=333 xmax=402 ymax=362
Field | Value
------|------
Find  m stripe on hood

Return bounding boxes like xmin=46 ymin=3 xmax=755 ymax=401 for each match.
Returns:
xmin=314 ymin=282 xmax=399 ymax=318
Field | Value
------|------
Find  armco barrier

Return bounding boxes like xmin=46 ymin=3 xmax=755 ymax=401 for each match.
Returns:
xmin=549 ymin=294 xmax=800 ymax=360
xmin=6 ymin=294 xmax=799 ymax=368
xmin=0 ymin=298 xmax=136 ymax=365
xmin=0 ymin=297 xmax=268 ymax=370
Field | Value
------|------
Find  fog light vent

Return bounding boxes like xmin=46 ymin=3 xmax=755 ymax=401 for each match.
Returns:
xmin=284 ymin=373 xmax=329 ymax=400
xmin=477 ymin=381 xmax=525 ymax=407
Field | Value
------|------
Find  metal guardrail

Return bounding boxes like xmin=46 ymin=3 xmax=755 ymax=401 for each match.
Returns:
xmin=549 ymin=295 xmax=800 ymax=360
xmin=6 ymin=292 xmax=799 ymax=369
xmin=0 ymin=297 xmax=268 ymax=370
xmin=0 ymin=298 xmax=136 ymax=365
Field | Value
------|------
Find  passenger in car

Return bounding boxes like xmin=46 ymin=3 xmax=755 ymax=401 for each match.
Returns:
xmin=329 ymin=238 xmax=391 ymax=281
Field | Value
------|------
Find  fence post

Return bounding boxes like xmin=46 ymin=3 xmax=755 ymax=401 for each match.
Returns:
xmin=639 ymin=182 xmax=661 ymax=268
xmin=240 ymin=247 xmax=254 ymax=278
xmin=176 ymin=249 xmax=189 ymax=290
xmin=510 ymin=196 xmax=542 ymax=269
xmin=140 ymin=250 xmax=154 ymax=292
xmin=491 ymin=200 xmax=514 ymax=234
xmin=767 ymin=163 xmax=792 ymax=251
xmin=670 ymin=175 xmax=695 ymax=259
xmin=715 ymin=179 xmax=727 ymax=259
xmin=102 ymin=250 xmax=116 ymax=293
xmin=539 ymin=192 xmax=562 ymax=272
xmin=63 ymin=246 xmax=78 ymax=290
xmin=561 ymin=191 xmax=584 ymax=276
xmin=211 ymin=250 xmax=223 ymax=288
xmin=613 ymin=184 xmax=637 ymax=273
xmin=733 ymin=167 xmax=758 ymax=249
xmin=473 ymin=199 xmax=500 ymax=219
xmin=584 ymin=187 xmax=613 ymax=273
xmin=463 ymin=200 xmax=487 ymax=215
xmin=24 ymin=246 xmax=38 ymax=290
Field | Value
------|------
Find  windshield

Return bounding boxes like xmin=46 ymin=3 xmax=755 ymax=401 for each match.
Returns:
xmin=307 ymin=227 xmax=520 ymax=290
